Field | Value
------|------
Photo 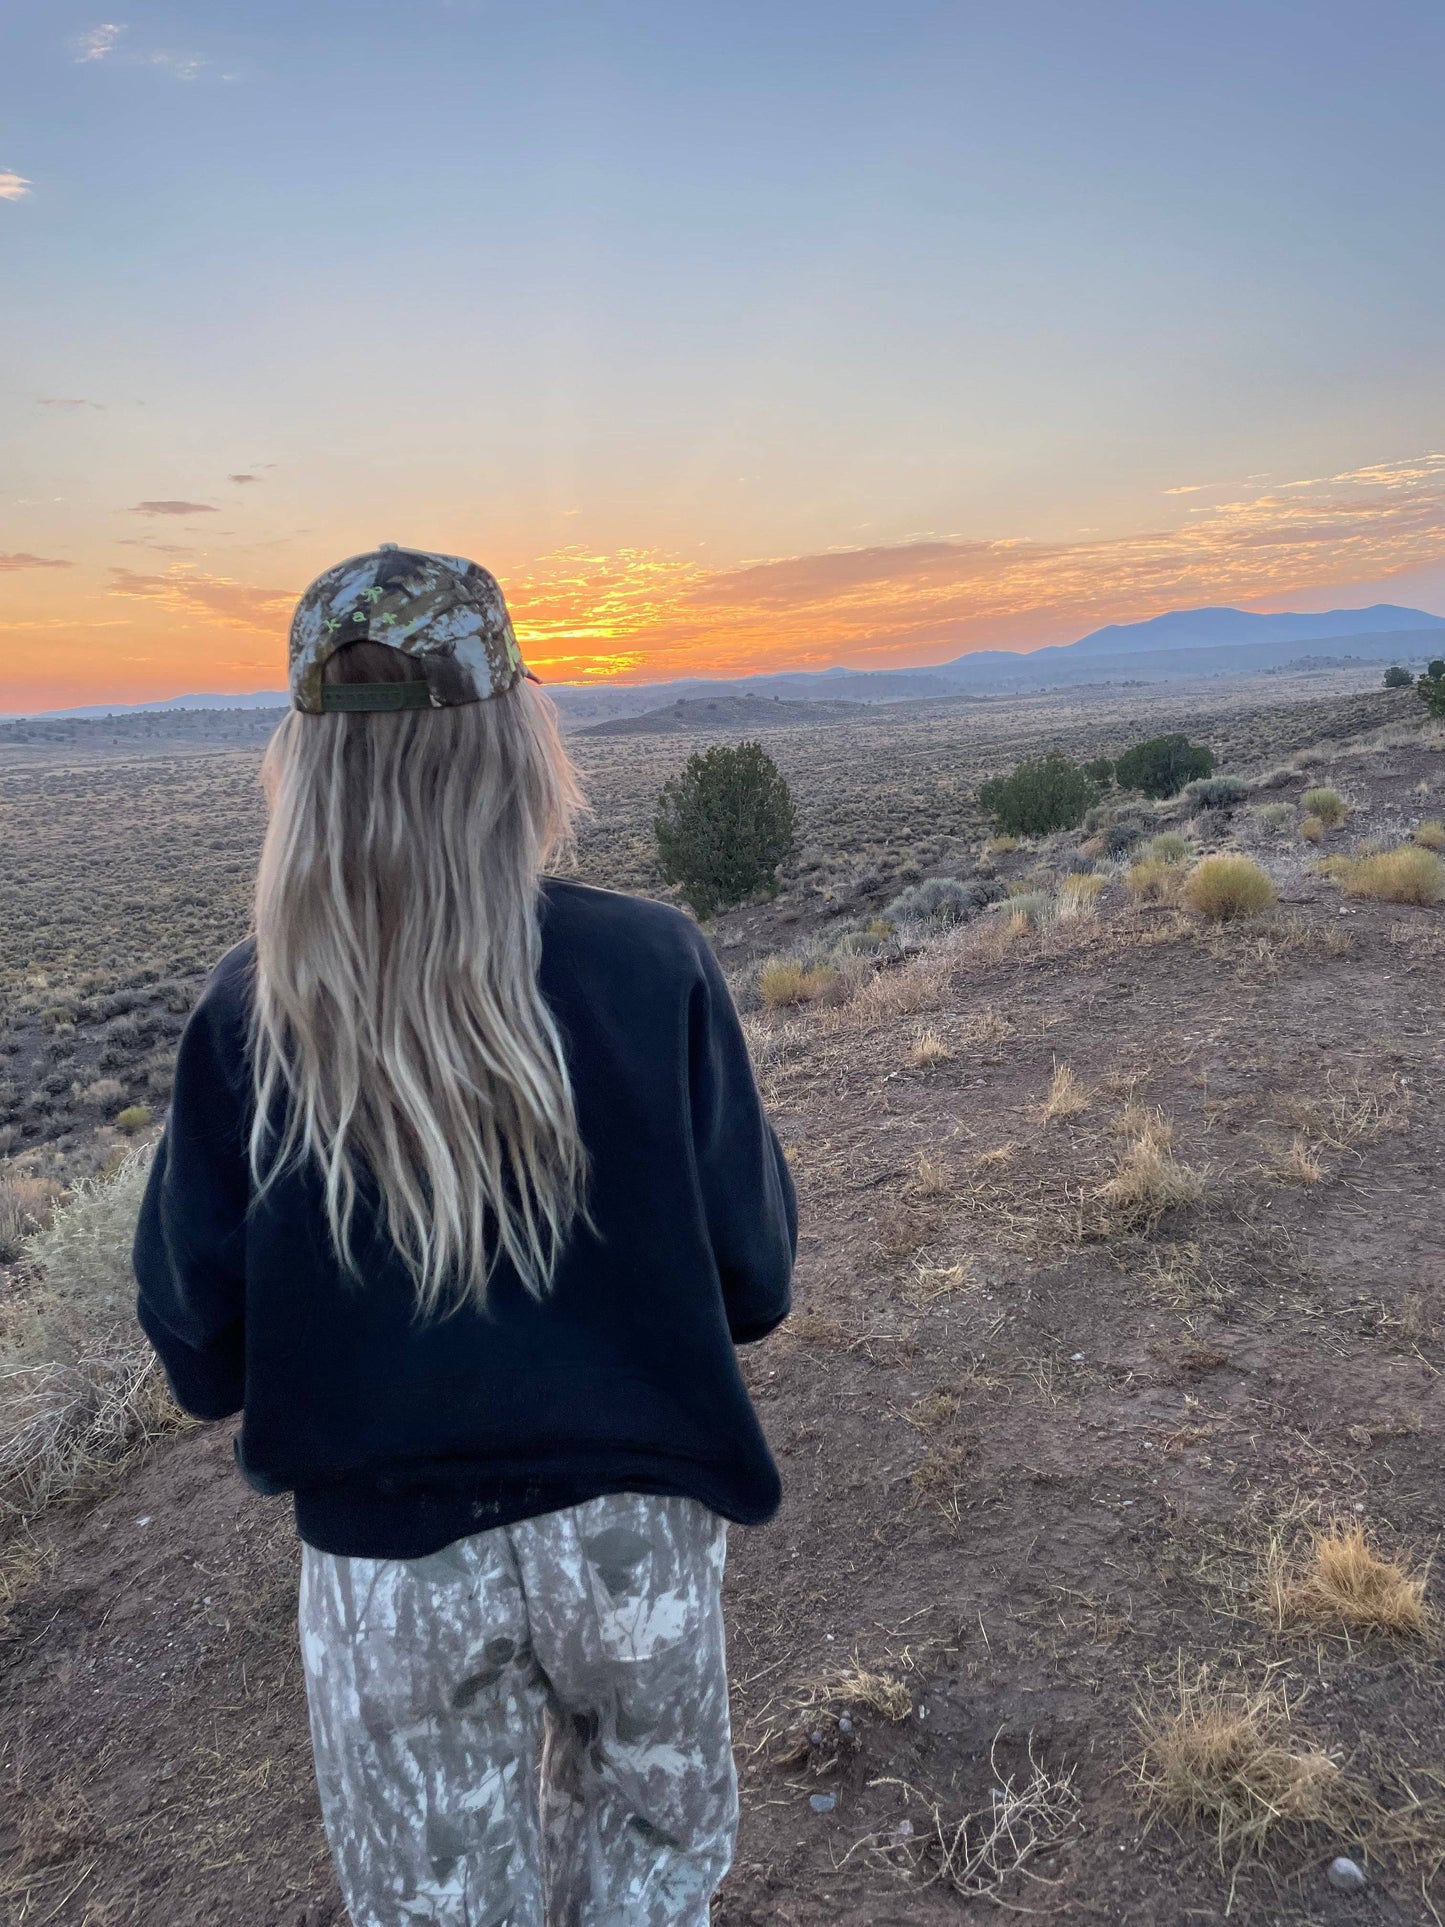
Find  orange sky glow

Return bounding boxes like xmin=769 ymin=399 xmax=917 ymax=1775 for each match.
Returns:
xmin=5 ymin=455 xmax=1445 ymax=710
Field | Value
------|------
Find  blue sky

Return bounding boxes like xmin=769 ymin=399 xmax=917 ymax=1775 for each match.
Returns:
xmin=4 ymin=0 xmax=1445 ymax=703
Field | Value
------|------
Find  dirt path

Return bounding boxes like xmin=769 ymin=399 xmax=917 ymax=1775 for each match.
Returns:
xmin=5 ymin=747 xmax=1445 ymax=1925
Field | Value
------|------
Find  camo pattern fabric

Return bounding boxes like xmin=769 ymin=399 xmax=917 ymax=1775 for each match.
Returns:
xmin=289 ymin=545 xmax=525 ymax=714
xmin=299 ymin=1493 xmax=737 ymax=1926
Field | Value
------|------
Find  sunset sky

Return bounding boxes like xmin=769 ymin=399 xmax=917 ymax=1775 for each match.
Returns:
xmin=5 ymin=1 xmax=1445 ymax=711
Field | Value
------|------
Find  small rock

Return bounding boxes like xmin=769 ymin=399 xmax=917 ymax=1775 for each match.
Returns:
xmin=809 ymin=1728 xmax=824 ymax=1748
xmin=809 ymin=1792 xmax=837 ymax=1814
xmin=1327 ymin=1856 xmax=1367 ymax=1892
xmin=837 ymin=1715 xmax=853 ymax=1736
xmin=1071 ymin=1352 xmax=1085 ymax=1362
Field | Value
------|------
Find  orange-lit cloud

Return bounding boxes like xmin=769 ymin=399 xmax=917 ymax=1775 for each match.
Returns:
xmin=107 ymin=564 xmax=297 ymax=630
xmin=8 ymin=453 xmax=1445 ymax=711
xmin=0 ymin=172 xmax=32 ymax=202
xmin=510 ymin=454 xmax=1445 ymax=679
xmin=0 ymin=553 xmax=73 ymax=572
xmin=129 ymin=500 xmax=217 ymax=516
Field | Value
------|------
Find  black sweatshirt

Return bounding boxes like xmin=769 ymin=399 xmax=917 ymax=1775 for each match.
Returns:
xmin=133 ymin=879 xmax=796 ymax=1558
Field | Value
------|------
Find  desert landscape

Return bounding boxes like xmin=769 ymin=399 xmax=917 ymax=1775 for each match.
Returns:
xmin=3 ymin=662 xmax=1445 ymax=1924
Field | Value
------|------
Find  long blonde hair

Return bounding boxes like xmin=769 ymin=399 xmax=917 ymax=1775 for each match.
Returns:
xmin=250 ymin=642 xmax=586 ymax=1317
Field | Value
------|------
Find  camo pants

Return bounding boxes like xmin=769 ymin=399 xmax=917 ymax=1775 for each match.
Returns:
xmin=298 ymin=1494 xmax=737 ymax=1926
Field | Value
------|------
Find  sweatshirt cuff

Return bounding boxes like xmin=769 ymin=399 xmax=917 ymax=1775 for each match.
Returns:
xmin=136 ymin=1297 xmax=244 ymax=1421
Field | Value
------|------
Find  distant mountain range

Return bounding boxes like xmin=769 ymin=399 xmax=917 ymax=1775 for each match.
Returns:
xmin=12 ymin=601 xmax=1443 ymax=723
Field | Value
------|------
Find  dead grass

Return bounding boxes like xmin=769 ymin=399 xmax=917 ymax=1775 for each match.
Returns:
xmin=909 ymin=1028 xmax=952 ymax=1068
xmin=785 ymin=1660 xmax=915 ymax=1730
xmin=1334 ymin=845 xmax=1445 ymax=905
xmin=0 ymin=1171 xmax=61 ymax=1266
xmin=1096 ymin=1114 xmax=1205 ymax=1229
xmin=1414 ymin=819 xmax=1445 ymax=851
xmin=758 ymin=957 xmax=845 ymax=1009
xmin=1300 ymin=785 xmax=1349 ymax=827
xmin=1039 ymin=1061 xmax=1089 ymax=1122
xmin=1268 ymin=1137 xmax=1325 ymax=1187
xmin=1137 ymin=1669 xmax=1343 ymax=1858
xmin=0 ymin=1148 xmax=193 ymax=1525
xmin=1125 ymin=857 xmax=1184 ymax=904
xmin=849 ymin=1740 xmax=1080 ymax=1902
xmin=1182 ymin=855 xmax=1277 ymax=922
xmin=905 ymin=1260 xmax=973 ymax=1305
xmin=1264 ymin=1518 xmax=1433 ymax=1640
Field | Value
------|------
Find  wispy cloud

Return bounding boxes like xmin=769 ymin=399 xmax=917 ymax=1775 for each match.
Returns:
xmin=228 ymin=472 xmax=261 ymax=484
xmin=1163 ymin=483 xmax=1210 ymax=495
xmin=146 ymin=49 xmax=207 ymax=81
xmin=39 ymin=397 xmax=105 ymax=411
xmin=0 ymin=553 xmax=73 ymax=572
xmin=108 ymin=565 xmax=296 ymax=629
xmin=507 ymin=453 xmax=1445 ymax=679
xmin=74 ymin=23 xmax=125 ymax=62
xmin=74 ymin=25 xmax=210 ymax=82
xmin=0 ymin=172 xmax=32 ymax=202
xmin=129 ymin=499 xmax=216 ymax=516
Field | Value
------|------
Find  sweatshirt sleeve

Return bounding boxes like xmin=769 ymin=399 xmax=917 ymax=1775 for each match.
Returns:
xmin=132 ymin=976 xmax=252 ymax=1421
xmin=687 ymin=937 xmax=797 ymax=1344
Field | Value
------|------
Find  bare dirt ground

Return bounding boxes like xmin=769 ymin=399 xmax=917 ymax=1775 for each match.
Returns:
xmin=3 ymin=677 xmax=1445 ymax=1924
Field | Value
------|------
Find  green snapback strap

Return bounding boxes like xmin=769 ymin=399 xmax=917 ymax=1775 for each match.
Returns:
xmin=319 ymin=681 xmax=434 ymax=713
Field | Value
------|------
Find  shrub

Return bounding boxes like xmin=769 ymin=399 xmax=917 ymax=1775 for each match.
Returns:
xmin=1125 ymin=857 xmax=1182 ymax=903
xmin=1182 ymin=855 xmax=1277 ymax=921
xmin=1419 ymin=671 xmax=1445 ymax=720
xmin=0 ymin=1173 xmax=60 ymax=1266
xmin=986 ymin=833 xmax=1019 ymax=854
xmin=1300 ymin=786 xmax=1348 ymax=827
xmin=1430 ymin=659 xmax=1445 ymax=681
xmin=998 ymin=889 xmax=1052 ymax=928
xmin=1299 ymin=816 xmax=1325 ymax=844
xmin=1184 ymin=774 xmax=1249 ymax=813
xmin=977 ymin=752 xmax=1100 ymax=837
xmin=1101 ymin=811 xmax=1153 ymax=857
xmin=1083 ymin=756 xmax=1115 ymax=785
xmin=1413 ymin=819 xmax=1445 ymax=851
xmin=2 ymin=1150 xmax=187 ymax=1521
xmin=81 ymin=1077 xmax=126 ymax=1111
xmin=1384 ymin=664 xmax=1414 ymax=689
xmin=884 ymin=876 xmax=995 ymax=928
xmin=654 ymin=741 xmax=797 ymax=919
xmin=1255 ymin=802 xmax=1296 ymax=834
xmin=1139 ymin=831 xmax=1189 ymax=866
xmin=1335 ymin=846 xmax=1445 ymax=905
xmin=757 ymin=957 xmax=843 ymax=1009
xmin=1114 ymin=733 xmax=1215 ymax=799
xmin=1056 ymin=873 xmax=1105 ymax=921
xmin=114 ymin=1104 xmax=153 ymax=1133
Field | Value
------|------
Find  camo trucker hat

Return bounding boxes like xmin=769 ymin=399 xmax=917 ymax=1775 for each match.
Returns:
xmin=288 ymin=544 xmax=538 ymax=714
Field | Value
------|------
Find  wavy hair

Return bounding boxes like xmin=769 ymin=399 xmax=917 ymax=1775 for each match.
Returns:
xmin=250 ymin=642 xmax=586 ymax=1317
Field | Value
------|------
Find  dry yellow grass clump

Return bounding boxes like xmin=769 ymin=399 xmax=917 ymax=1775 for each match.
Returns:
xmin=1414 ymin=818 xmax=1445 ymax=851
xmin=758 ymin=957 xmax=843 ymax=1008
xmin=1300 ymin=785 xmax=1349 ymax=827
xmin=1137 ymin=1672 xmax=1343 ymax=1857
xmin=1299 ymin=815 xmax=1325 ymax=843
xmin=1182 ymin=855 xmax=1276 ymax=921
xmin=1266 ymin=1519 xmax=1432 ymax=1639
xmin=910 ymin=1028 xmax=953 ymax=1068
xmin=1055 ymin=873 xmax=1106 ymax=921
xmin=1097 ymin=1113 xmax=1204 ymax=1226
xmin=1335 ymin=845 xmax=1445 ymax=905
xmin=1040 ymin=1062 xmax=1089 ymax=1122
xmin=1125 ymin=858 xmax=1182 ymax=904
